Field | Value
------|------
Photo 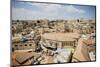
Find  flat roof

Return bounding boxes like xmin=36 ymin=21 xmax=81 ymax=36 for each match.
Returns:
xmin=15 ymin=51 xmax=40 ymax=64
xmin=72 ymin=38 xmax=91 ymax=61
xmin=83 ymin=39 xmax=95 ymax=45
xmin=42 ymin=33 xmax=80 ymax=41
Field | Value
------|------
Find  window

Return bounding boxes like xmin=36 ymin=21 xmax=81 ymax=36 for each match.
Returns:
xmin=29 ymin=44 xmax=32 ymax=46
xmin=15 ymin=45 xmax=18 ymax=47
xmin=25 ymin=44 xmax=27 ymax=46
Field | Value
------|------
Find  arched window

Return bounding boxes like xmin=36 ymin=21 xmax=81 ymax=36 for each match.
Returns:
xmin=29 ymin=44 xmax=32 ymax=46
xmin=25 ymin=44 xmax=27 ymax=46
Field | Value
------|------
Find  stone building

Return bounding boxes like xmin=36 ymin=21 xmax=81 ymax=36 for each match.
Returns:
xmin=41 ymin=33 xmax=80 ymax=49
xmin=12 ymin=37 xmax=36 ymax=51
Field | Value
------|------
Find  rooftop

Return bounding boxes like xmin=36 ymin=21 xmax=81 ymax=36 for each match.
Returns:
xmin=42 ymin=33 xmax=80 ymax=41
xmin=12 ymin=51 xmax=40 ymax=65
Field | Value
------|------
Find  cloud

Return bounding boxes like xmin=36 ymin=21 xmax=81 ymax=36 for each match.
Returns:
xmin=12 ymin=7 xmax=63 ymax=20
xmin=27 ymin=2 xmax=62 ymax=12
xmin=65 ymin=5 xmax=85 ymax=14
xmin=12 ymin=2 xmax=85 ymax=20
xmin=12 ymin=8 xmax=38 ymax=20
xmin=27 ymin=3 xmax=85 ymax=13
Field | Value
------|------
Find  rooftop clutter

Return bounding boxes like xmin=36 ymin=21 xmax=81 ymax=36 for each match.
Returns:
xmin=12 ymin=19 xmax=96 ymax=66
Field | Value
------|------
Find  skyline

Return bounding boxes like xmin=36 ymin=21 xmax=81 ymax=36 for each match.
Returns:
xmin=12 ymin=0 xmax=96 ymax=20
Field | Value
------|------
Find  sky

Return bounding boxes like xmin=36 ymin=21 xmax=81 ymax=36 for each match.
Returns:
xmin=12 ymin=0 xmax=96 ymax=20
